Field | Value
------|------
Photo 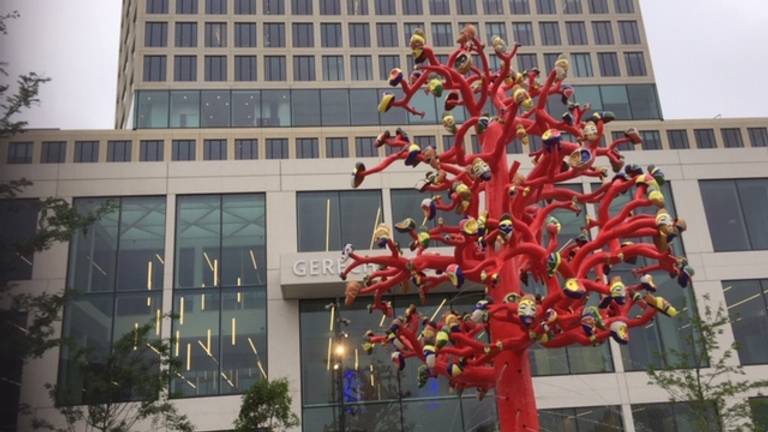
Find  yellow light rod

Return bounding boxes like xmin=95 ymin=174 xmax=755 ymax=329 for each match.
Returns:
xmin=369 ymin=206 xmax=382 ymax=250
xmin=146 ymin=261 xmax=153 ymax=291
xmin=231 ymin=318 xmax=237 ymax=346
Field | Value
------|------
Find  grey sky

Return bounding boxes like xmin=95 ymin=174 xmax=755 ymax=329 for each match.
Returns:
xmin=1 ymin=0 xmax=766 ymax=130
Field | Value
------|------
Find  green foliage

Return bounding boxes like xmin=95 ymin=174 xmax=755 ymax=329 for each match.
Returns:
xmin=646 ymin=294 xmax=768 ymax=432
xmin=234 ymin=378 xmax=299 ymax=432
xmin=33 ymin=324 xmax=194 ymax=432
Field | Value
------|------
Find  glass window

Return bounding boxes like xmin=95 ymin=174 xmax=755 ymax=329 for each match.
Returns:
xmin=206 ymin=0 xmax=227 ymax=13
xmin=175 ymin=22 xmax=197 ymax=47
xmin=204 ymin=23 xmax=227 ymax=47
xmin=177 ymin=0 xmax=199 ymax=14
xmin=748 ymin=127 xmax=768 ymax=147
xmin=261 ymin=90 xmax=291 ymax=126
xmin=325 ymin=138 xmax=349 ymax=158
xmin=540 ymin=406 xmax=624 ymax=431
xmin=136 ymin=90 xmax=170 ymax=129
xmin=74 ymin=141 xmax=99 ymax=163
xmin=347 ymin=0 xmax=369 ymax=15
xmin=145 ymin=22 xmax=167 ymax=47
xmin=704 ymin=179 xmax=768 ymax=251
xmin=408 ymin=91 xmax=437 ymax=124
xmin=376 ymin=23 xmax=398 ymax=47
xmin=174 ymin=55 xmax=197 ymax=81
xmin=204 ymin=55 xmax=227 ymax=81
xmin=204 ymin=139 xmax=227 ymax=160
xmin=291 ymin=89 xmax=321 ymax=126
xmin=694 ymin=128 xmax=717 ymax=149
xmin=263 ymin=23 xmax=285 ymax=47
xmin=321 ymin=23 xmax=342 ymax=47
xmin=41 ymin=141 xmax=66 ymax=163
xmin=143 ymin=55 xmax=166 ymax=81
xmin=264 ymin=56 xmax=286 ymax=81
xmin=428 ymin=0 xmax=450 ymax=13
xmin=404 ymin=22 xmax=424 ymax=42
xmin=172 ymin=140 xmax=196 ymax=161
xmin=378 ymin=55 xmax=400 ymax=80
xmin=349 ymin=23 xmax=370 ymax=47
xmin=482 ymin=0 xmax=503 ymax=13
xmin=296 ymin=138 xmax=319 ymax=159
xmin=235 ymin=139 xmax=258 ymax=160
xmin=322 ymin=55 xmax=345 ymax=81
xmin=140 ymin=140 xmax=164 ymax=161
xmin=293 ymin=56 xmax=316 ymax=81
xmin=351 ymin=56 xmax=373 ymax=81
xmin=320 ymin=0 xmax=342 ymax=14
xmin=571 ymin=53 xmax=593 ymax=77
xmin=403 ymin=0 xmax=423 ymax=14
xmin=517 ymin=53 xmax=538 ymax=71
xmin=510 ymin=0 xmax=530 ymax=13
xmin=618 ymin=20 xmax=640 ymax=44
xmin=539 ymin=22 xmax=561 ymax=45
xmin=0 ymin=199 xmax=38 ymax=282
xmin=320 ymin=89 xmax=350 ymax=126
xmin=234 ymin=0 xmax=257 ymax=13
xmin=292 ymin=0 xmax=313 ymax=14
xmin=627 ymin=84 xmax=661 ymax=120
xmin=563 ymin=0 xmax=581 ymax=13
xmin=723 ymin=280 xmax=768 ymax=365
xmin=600 ymin=85 xmax=631 ymax=119
xmin=456 ymin=0 xmax=476 ymax=14
xmin=234 ymin=55 xmax=257 ymax=81
xmin=170 ymin=90 xmax=200 ymax=128
xmin=292 ymin=23 xmax=314 ymax=47
xmin=355 ymin=137 xmax=378 ymax=157
xmin=614 ymin=0 xmax=633 ymax=13
xmin=592 ymin=21 xmax=614 ymax=44
xmin=624 ymin=52 xmax=647 ymax=76
xmin=430 ymin=23 xmax=452 ymax=47
xmin=232 ymin=90 xmax=260 ymax=127
xmin=375 ymin=0 xmax=396 ymax=14
xmin=588 ymin=0 xmax=608 ymax=13
xmin=597 ymin=52 xmax=620 ymax=76
xmin=640 ymin=130 xmax=661 ymax=150
xmin=265 ymin=138 xmax=288 ymax=159
xmin=172 ymin=194 xmax=267 ymax=397
xmin=721 ymin=128 xmax=744 ymax=148
xmin=751 ymin=397 xmax=768 ymax=430
xmin=201 ymin=90 xmax=230 ymax=127
xmin=59 ymin=197 xmax=166 ymax=404
xmin=512 ymin=22 xmax=534 ymax=45
xmin=536 ymin=0 xmax=555 ymax=13
xmin=297 ymin=191 xmax=383 ymax=252
xmin=350 ymin=89 xmax=380 ymax=125
xmin=632 ymin=402 xmax=720 ymax=432
xmin=485 ymin=22 xmax=507 ymax=43
xmin=235 ymin=23 xmax=257 ymax=47
xmin=666 ymin=129 xmax=689 ymax=149
xmin=107 ymin=140 xmax=132 ymax=162
xmin=7 ymin=142 xmax=32 ymax=164
xmin=566 ymin=21 xmax=587 ymax=45
xmin=147 ymin=0 xmax=169 ymax=13
xmin=264 ymin=0 xmax=285 ymax=14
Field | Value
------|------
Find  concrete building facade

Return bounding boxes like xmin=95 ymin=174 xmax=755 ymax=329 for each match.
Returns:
xmin=2 ymin=0 xmax=768 ymax=431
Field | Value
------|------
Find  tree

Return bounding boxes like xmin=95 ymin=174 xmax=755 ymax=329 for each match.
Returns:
xmin=32 ymin=324 xmax=194 ymax=432
xmin=645 ymin=294 xmax=768 ymax=432
xmin=340 ymin=25 xmax=694 ymax=431
xmin=234 ymin=378 xmax=299 ymax=432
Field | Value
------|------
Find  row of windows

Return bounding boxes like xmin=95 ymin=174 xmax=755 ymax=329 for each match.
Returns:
xmin=141 ymin=49 xmax=648 ymax=84
xmin=142 ymin=19 xmax=643 ymax=49
xmin=6 ymin=126 xmax=766 ymax=166
xmin=132 ymin=85 xmax=660 ymax=130
xmin=146 ymin=0 xmax=636 ymax=16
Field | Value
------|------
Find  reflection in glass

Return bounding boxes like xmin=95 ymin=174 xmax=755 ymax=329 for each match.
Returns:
xmin=201 ymin=90 xmax=231 ymax=128
xmin=699 ymin=180 xmax=751 ymax=252
xmin=220 ymin=287 xmax=267 ymax=394
xmin=297 ymin=191 xmax=383 ymax=252
xmin=116 ymin=197 xmax=166 ymax=292
xmin=171 ymin=290 xmax=221 ymax=397
xmin=627 ymin=84 xmax=661 ymax=120
xmin=232 ymin=90 xmax=261 ymax=128
xmin=0 ymin=199 xmax=38 ymax=282
xmin=321 ymin=89 xmax=351 ymax=126
xmin=221 ymin=195 xmax=266 ymax=287
xmin=261 ymin=90 xmax=291 ymax=127
xmin=540 ymin=406 xmax=624 ymax=431
xmin=407 ymin=91 xmax=437 ymax=125
xmin=632 ymin=402 xmax=719 ymax=432
xmin=292 ymin=90 xmax=321 ymax=127
xmin=170 ymin=91 xmax=200 ymax=128
xmin=175 ymin=196 xmax=221 ymax=289
xmin=68 ymin=198 xmax=119 ymax=293
xmin=350 ymin=89 xmax=380 ymax=126
xmin=380 ymin=88 xmax=407 ymax=125
xmin=723 ymin=279 xmax=768 ymax=365
xmin=599 ymin=85 xmax=631 ymax=120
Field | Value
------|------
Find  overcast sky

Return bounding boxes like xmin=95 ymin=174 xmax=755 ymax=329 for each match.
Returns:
xmin=0 ymin=0 xmax=766 ymax=130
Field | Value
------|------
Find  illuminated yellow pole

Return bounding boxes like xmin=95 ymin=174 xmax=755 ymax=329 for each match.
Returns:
xmin=369 ymin=207 xmax=382 ymax=250
xmin=325 ymin=198 xmax=331 ymax=252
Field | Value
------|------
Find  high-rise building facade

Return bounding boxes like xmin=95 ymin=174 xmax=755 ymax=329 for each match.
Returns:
xmin=2 ymin=0 xmax=768 ymax=431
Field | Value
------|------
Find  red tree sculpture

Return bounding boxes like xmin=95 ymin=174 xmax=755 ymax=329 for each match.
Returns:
xmin=339 ymin=26 xmax=692 ymax=431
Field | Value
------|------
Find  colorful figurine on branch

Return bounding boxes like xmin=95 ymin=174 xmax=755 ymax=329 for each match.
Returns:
xmin=339 ymin=25 xmax=691 ymax=432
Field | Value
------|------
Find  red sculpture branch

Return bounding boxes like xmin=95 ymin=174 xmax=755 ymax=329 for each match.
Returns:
xmin=339 ymin=24 xmax=693 ymax=432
